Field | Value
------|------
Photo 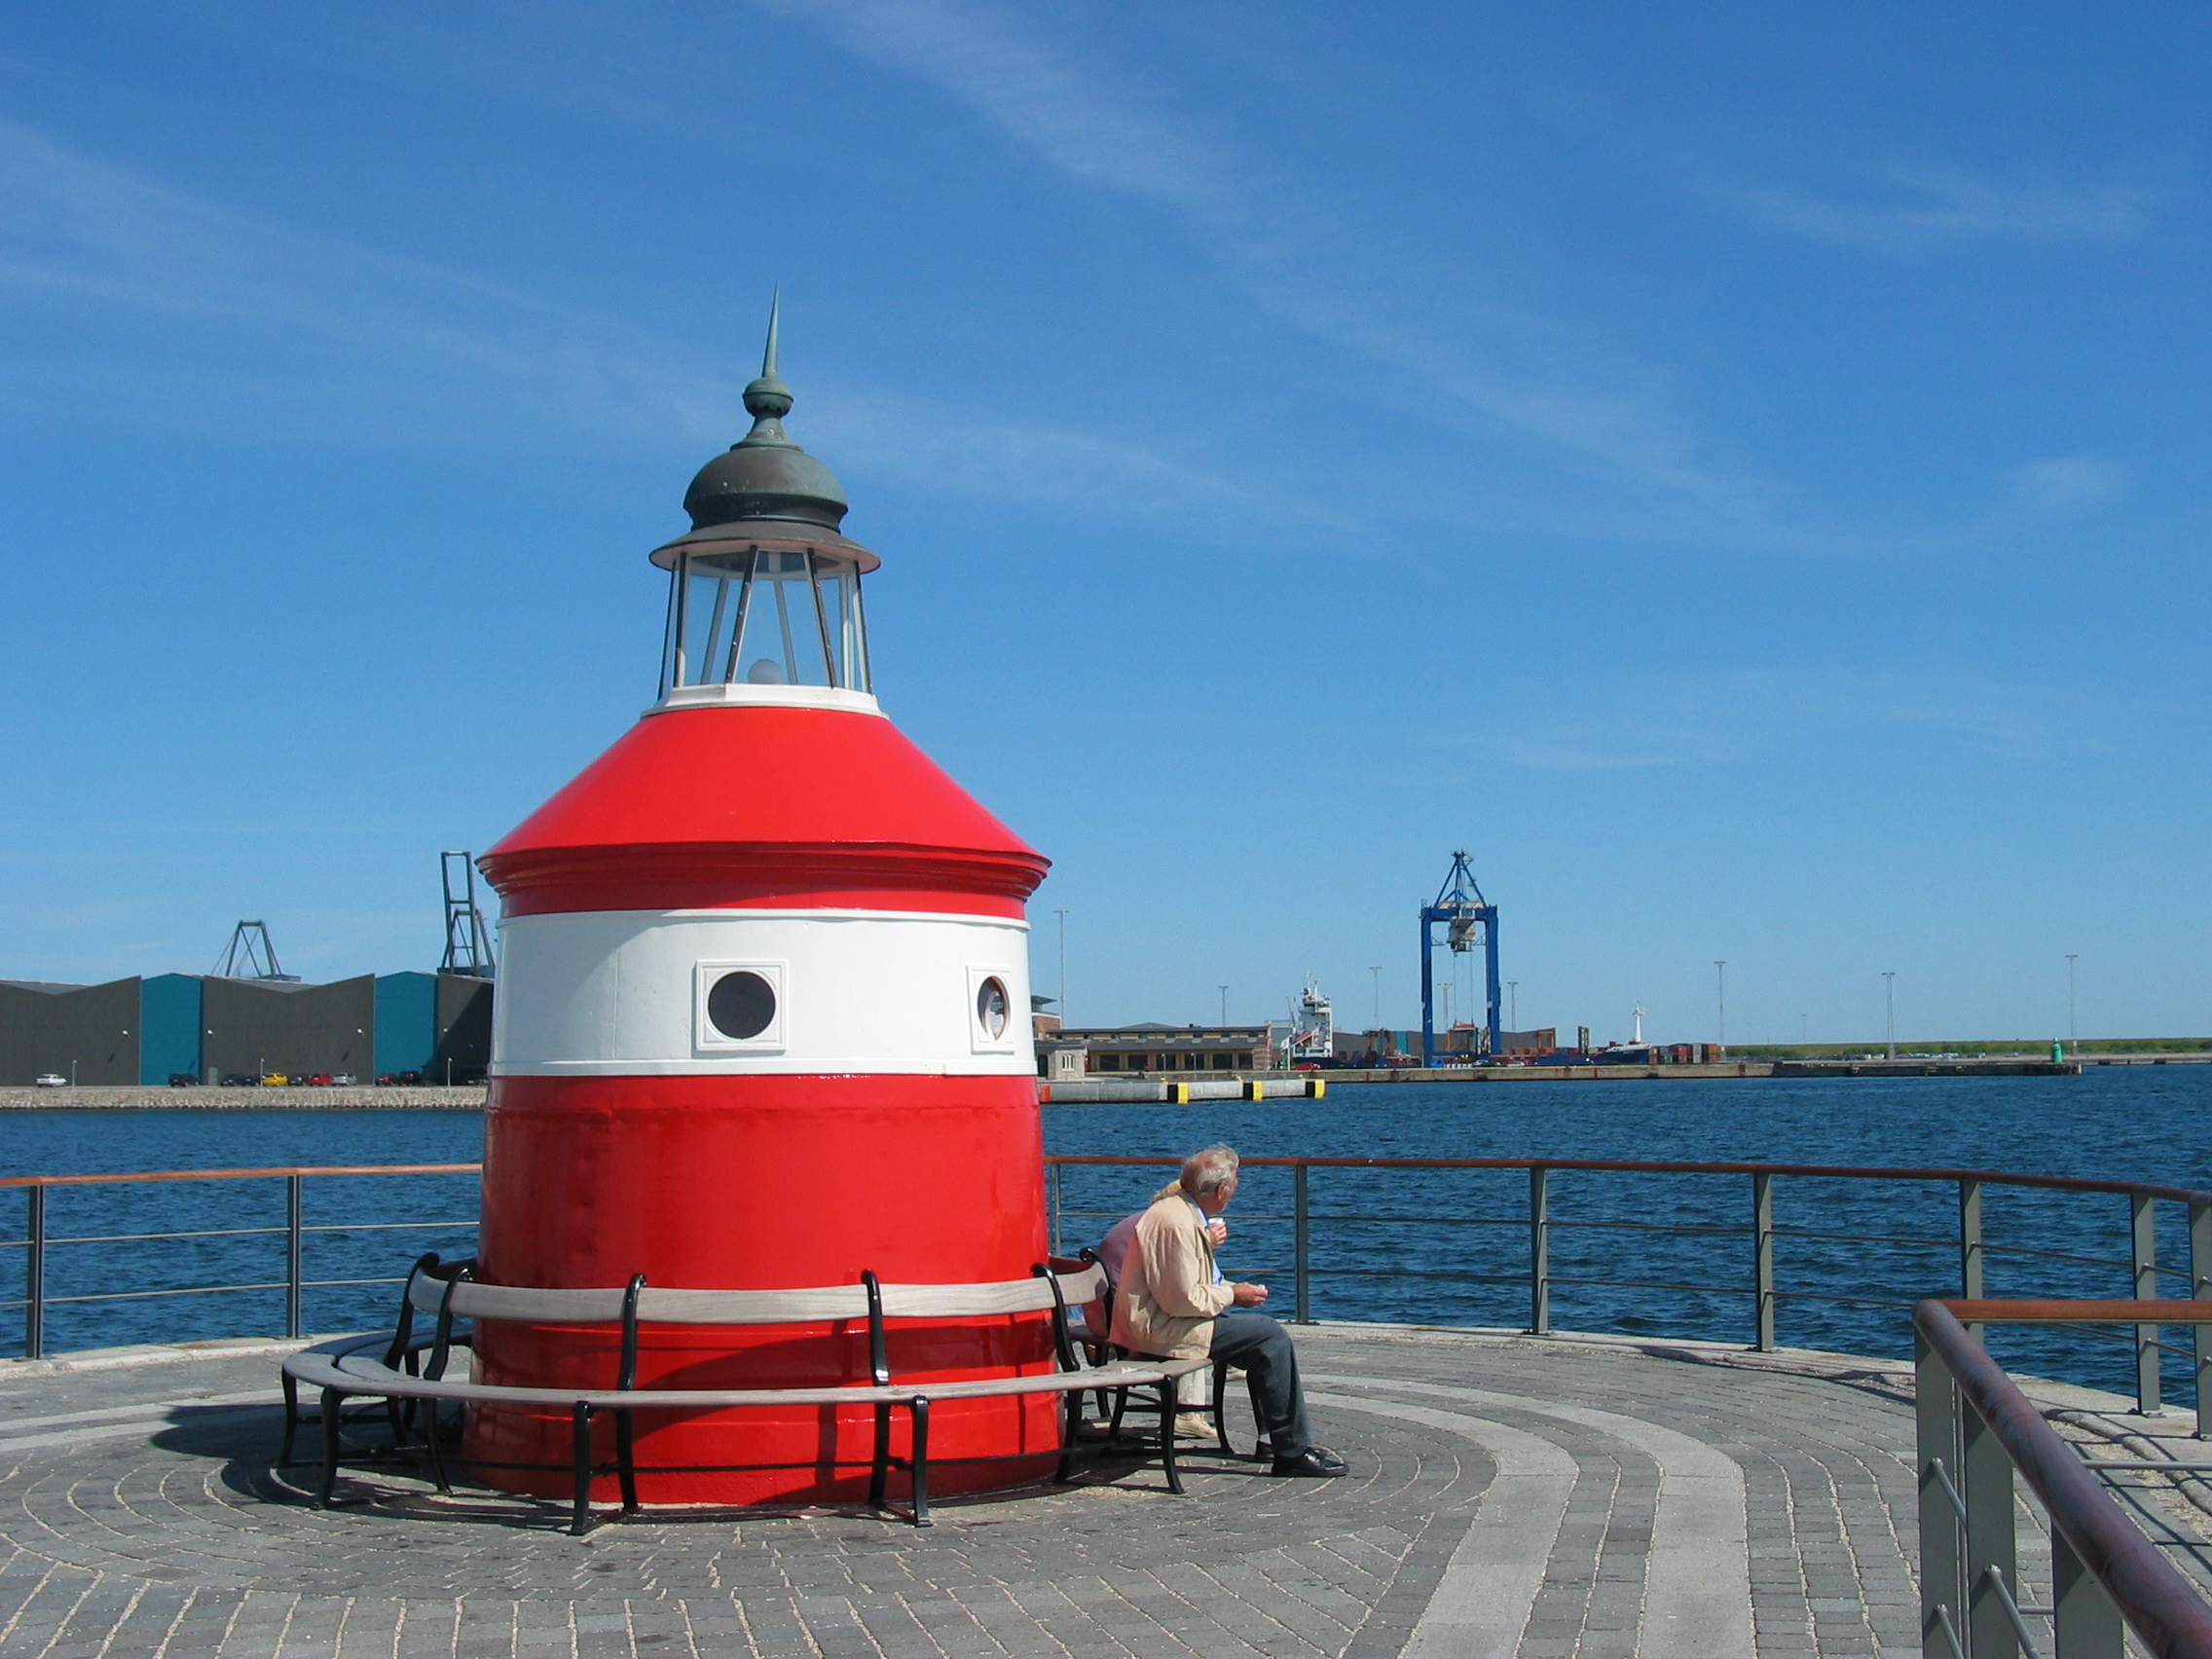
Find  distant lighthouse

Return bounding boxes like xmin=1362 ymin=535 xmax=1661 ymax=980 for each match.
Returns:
xmin=467 ymin=304 xmax=1055 ymax=1505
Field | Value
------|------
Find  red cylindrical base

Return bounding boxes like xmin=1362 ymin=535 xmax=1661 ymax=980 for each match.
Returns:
xmin=466 ymin=1073 xmax=1056 ymax=1505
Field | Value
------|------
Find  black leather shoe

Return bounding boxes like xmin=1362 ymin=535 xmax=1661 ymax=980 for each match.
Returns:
xmin=1271 ymin=1446 xmax=1347 ymax=1478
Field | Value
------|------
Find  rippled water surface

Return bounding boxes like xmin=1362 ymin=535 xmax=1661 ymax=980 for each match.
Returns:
xmin=0 ymin=1066 xmax=2204 ymax=1394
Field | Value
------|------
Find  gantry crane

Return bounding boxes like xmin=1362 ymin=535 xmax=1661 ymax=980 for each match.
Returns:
xmin=1419 ymin=851 xmax=1499 ymax=1066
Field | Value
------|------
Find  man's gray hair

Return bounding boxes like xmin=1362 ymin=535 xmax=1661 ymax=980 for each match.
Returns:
xmin=1180 ymin=1144 xmax=1240 ymax=1197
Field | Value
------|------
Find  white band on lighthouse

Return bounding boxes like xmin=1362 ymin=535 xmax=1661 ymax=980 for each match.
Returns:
xmin=491 ymin=907 xmax=1035 ymax=1077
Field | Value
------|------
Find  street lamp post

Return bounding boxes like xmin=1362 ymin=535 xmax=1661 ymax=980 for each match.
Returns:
xmin=1370 ymin=966 xmax=1382 ymax=1038
xmin=1882 ymin=972 xmax=1897 ymax=1060
xmin=1714 ymin=961 xmax=1727 ymax=1056
xmin=1053 ymin=908 xmax=1068 ymax=1026
xmin=1507 ymin=980 xmax=1519 ymax=1030
xmin=2066 ymin=953 xmax=2079 ymax=1056
xmin=1218 ymin=984 xmax=1229 ymax=1025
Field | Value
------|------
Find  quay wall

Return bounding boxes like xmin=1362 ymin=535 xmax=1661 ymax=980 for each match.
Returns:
xmin=10 ymin=1052 xmax=2196 ymax=1110
xmin=0 ymin=1085 xmax=488 ymax=1110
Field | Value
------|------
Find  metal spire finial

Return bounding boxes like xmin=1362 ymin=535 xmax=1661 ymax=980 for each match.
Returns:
xmin=739 ymin=287 xmax=795 ymax=445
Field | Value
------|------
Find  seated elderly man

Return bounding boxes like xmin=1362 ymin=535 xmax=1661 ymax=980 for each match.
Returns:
xmin=1106 ymin=1144 xmax=1346 ymax=1478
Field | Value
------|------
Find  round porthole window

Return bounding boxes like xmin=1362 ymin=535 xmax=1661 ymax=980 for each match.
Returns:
xmin=977 ymin=976 xmax=1010 ymax=1041
xmin=708 ymin=970 xmax=777 ymax=1041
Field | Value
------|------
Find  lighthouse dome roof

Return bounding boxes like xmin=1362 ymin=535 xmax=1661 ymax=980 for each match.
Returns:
xmin=655 ymin=295 xmax=876 ymax=571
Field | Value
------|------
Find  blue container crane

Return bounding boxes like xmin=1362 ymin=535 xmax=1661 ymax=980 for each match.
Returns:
xmin=1420 ymin=852 xmax=1499 ymax=1066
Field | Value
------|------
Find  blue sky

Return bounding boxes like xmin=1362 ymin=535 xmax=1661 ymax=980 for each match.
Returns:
xmin=1 ymin=2 xmax=2206 ymax=1046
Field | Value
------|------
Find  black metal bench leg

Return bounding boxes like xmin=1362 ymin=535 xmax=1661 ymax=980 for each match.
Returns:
xmin=570 ymin=1402 xmax=596 ymax=1536
xmin=1157 ymin=1380 xmax=1184 ymax=1494
xmin=422 ymin=1401 xmax=453 ymax=1494
xmin=908 ymin=1397 xmax=932 ymax=1528
xmin=1211 ymin=1357 xmax=1233 ymax=1456
xmin=279 ymin=1371 xmax=302 ymax=1465
xmin=614 ymin=1409 xmax=639 ymax=1515
xmin=868 ymin=1401 xmax=891 ymax=1509
xmin=316 ymin=1388 xmax=345 ymax=1507
xmin=1054 ymin=1388 xmax=1074 ymax=1486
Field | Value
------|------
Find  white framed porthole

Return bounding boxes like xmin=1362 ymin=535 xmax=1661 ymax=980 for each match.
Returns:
xmin=968 ymin=966 xmax=1018 ymax=1054
xmin=695 ymin=961 xmax=787 ymax=1052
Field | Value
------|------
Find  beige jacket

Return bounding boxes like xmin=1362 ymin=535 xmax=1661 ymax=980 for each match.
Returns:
xmin=1107 ymin=1192 xmax=1235 ymax=1359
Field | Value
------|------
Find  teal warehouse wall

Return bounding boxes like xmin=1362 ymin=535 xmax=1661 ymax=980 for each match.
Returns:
xmin=373 ymin=973 xmax=438 ymax=1078
xmin=137 ymin=974 xmax=203 ymax=1084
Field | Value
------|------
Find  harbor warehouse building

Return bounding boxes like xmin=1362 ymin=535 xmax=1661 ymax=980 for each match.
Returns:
xmin=0 ymin=973 xmax=493 ymax=1086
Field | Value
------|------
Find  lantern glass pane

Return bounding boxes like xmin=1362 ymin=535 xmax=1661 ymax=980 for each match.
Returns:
xmin=657 ymin=550 xmax=870 ymax=693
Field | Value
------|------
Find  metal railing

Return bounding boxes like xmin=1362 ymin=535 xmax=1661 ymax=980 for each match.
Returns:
xmin=1045 ymin=1156 xmax=2212 ymax=1419
xmin=1917 ymin=1299 xmax=2212 ymax=1659
xmin=0 ymin=1164 xmax=479 ymax=1359
xmin=2 ymin=1154 xmax=2207 ymax=1413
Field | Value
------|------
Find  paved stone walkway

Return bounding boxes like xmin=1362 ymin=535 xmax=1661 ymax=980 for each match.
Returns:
xmin=0 ymin=1324 xmax=2196 ymax=1659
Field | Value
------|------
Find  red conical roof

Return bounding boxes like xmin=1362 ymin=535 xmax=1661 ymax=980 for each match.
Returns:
xmin=481 ymin=706 xmax=1049 ymax=918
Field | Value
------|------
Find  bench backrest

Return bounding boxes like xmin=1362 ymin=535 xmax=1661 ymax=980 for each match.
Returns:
xmin=414 ymin=1260 xmax=1109 ymax=1389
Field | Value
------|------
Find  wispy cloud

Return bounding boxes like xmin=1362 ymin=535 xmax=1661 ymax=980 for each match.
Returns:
xmin=2005 ymin=456 xmax=2130 ymax=517
xmin=1479 ymin=667 xmax=2100 ymax=771
xmin=760 ymin=0 xmax=1772 ymax=512
xmin=1727 ymin=166 xmax=2157 ymax=251
xmin=0 ymin=113 xmax=1304 ymax=527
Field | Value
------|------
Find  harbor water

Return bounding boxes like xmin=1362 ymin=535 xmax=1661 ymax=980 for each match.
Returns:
xmin=1 ymin=1066 xmax=2205 ymax=1396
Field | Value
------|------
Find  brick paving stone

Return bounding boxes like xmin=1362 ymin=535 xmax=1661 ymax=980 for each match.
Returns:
xmin=2 ymin=1325 xmax=2178 ymax=1658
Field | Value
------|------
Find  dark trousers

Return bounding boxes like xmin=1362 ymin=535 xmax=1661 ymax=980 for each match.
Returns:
xmin=1210 ymin=1309 xmax=1312 ymax=1456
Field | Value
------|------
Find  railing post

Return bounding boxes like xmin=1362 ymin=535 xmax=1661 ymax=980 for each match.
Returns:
xmin=1049 ymin=1162 xmax=1063 ymax=1258
xmin=1292 ymin=1163 xmax=1311 ymax=1324
xmin=1752 ymin=1171 xmax=1775 ymax=1352
xmin=1917 ymin=1331 xmax=1968 ymax=1659
xmin=2050 ymin=1529 xmax=2124 ymax=1659
xmin=1958 ymin=1179 xmax=1983 ymax=1300
xmin=1963 ymin=1395 xmax=2021 ymax=1659
xmin=2132 ymin=1193 xmax=2161 ymax=1415
xmin=1529 ymin=1166 xmax=1550 ymax=1336
xmin=2193 ymin=1198 xmax=2210 ymax=1440
xmin=285 ymin=1174 xmax=303 ymax=1340
xmin=22 ymin=1186 xmax=44 ymax=1362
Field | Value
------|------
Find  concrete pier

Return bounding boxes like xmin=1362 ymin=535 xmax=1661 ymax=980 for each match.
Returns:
xmin=0 ymin=1324 xmax=2204 ymax=1657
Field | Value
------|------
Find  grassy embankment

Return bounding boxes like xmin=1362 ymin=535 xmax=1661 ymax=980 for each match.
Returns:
xmin=1722 ymin=1038 xmax=2212 ymax=1059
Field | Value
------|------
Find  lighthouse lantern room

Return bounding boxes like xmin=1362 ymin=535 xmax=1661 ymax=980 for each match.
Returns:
xmin=468 ymin=301 xmax=1055 ymax=1507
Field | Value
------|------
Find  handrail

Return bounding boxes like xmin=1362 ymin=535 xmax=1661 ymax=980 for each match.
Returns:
xmin=0 ymin=1154 xmax=2199 ymax=1208
xmin=0 ymin=1163 xmax=479 ymax=1189
xmin=1915 ymin=1299 xmax=2212 ymax=1658
xmin=6 ymin=1157 xmax=2207 ymax=1409
xmin=1044 ymin=1154 xmax=2212 ymax=1207
xmin=2 ymin=1164 xmax=481 ymax=1359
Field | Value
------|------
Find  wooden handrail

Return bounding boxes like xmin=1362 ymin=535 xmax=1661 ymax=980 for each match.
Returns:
xmin=1943 ymin=1299 xmax=2212 ymax=1324
xmin=0 ymin=1163 xmax=481 ymax=1189
xmin=0 ymin=1157 xmax=2203 ymax=1210
xmin=1045 ymin=1154 xmax=2212 ymax=1207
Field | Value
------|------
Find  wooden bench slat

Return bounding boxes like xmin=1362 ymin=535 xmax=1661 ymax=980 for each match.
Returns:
xmin=447 ymin=1283 xmax=631 ymax=1322
xmin=634 ymin=1285 xmax=871 ymax=1323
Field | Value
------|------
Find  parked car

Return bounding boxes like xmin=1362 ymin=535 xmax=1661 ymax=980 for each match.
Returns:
xmin=328 ymin=1074 xmax=356 ymax=1087
xmin=303 ymin=1074 xmax=334 ymax=1087
xmin=32 ymin=1073 xmax=66 ymax=1088
xmin=166 ymin=1072 xmax=201 ymax=1087
xmin=220 ymin=1074 xmax=256 ymax=1087
xmin=260 ymin=1073 xmax=289 ymax=1087
xmin=375 ymin=1070 xmax=424 ymax=1086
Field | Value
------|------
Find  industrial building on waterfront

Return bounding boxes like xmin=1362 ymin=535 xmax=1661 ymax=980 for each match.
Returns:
xmin=0 ymin=972 xmax=493 ymax=1087
xmin=1037 ymin=1023 xmax=1278 ymax=1079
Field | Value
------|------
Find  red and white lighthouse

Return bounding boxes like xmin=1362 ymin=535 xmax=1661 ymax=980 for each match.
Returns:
xmin=467 ymin=308 xmax=1055 ymax=1505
